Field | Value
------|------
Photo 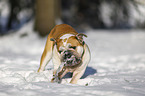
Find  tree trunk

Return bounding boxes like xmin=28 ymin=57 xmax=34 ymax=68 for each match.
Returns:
xmin=35 ymin=0 xmax=57 ymax=36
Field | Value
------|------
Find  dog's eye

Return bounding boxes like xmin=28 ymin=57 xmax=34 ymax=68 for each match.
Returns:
xmin=70 ymin=46 xmax=76 ymax=49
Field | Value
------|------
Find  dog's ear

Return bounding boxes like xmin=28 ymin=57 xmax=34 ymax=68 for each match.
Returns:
xmin=50 ymin=38 xmax=57 ymax=44
xmin=76 ymin=33 xmax=87 ymax=45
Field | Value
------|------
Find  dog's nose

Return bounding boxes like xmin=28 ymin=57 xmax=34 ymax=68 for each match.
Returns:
xmin=64 ymin=51 xmax=71 ymax=58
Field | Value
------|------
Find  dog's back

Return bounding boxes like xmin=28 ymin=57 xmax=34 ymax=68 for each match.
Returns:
xmin=49 ymin=24 xmax=78 ymax=40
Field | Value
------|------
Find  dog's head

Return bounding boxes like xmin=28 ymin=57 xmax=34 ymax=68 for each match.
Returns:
xmin=51 ymin=33 xmax=87 ymax=68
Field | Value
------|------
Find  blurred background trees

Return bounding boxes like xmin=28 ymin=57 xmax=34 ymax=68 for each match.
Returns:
xmin=0 ymin=0 xmax=34 ymax=34
xmin=0 ymin=0 xmax=145 ymax=36
xmin=61 ymin=0 xmax=145 ymax=30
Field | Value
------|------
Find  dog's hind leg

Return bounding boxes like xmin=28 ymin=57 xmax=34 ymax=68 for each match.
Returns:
xmin=38 ymin=35 xmax=54 ymax=72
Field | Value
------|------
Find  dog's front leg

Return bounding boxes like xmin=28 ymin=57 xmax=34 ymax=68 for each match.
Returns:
xmin=52 ymin=45 xmax=61 ymax=75
xmin=51 ymin=66 xmax=68 ymax=83
xmin=51 ymin=45 xmax=66 ymax=83
xmin=70 ymin=44 xmax=91 ymax=84
xmin=70 ymin=68 xmax=86 ymax=84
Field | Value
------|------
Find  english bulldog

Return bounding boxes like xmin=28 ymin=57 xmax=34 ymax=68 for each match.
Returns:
xmin=38 ymin=24 xmax=91 ymax=84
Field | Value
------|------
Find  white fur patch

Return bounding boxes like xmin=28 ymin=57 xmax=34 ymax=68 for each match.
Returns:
xmin=60 ymin=34 xmax=74 ymax=46
xmin=77 ymin=46 xmax=84 ymax=56
xmin=60 ymin=34 xmax=75 ymax=40
xmin=62 ymin=39 xmax=67 ymax=46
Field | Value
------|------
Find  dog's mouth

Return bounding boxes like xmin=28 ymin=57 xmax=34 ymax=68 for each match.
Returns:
xmin=61 ymin=50 xmax=82 ymax=67
xmin=52 ymin=50 xmax=82 ymax=83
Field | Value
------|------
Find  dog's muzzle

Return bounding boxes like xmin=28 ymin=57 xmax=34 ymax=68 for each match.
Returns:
xmin=62 ymin=50 xmax=82 ymax=67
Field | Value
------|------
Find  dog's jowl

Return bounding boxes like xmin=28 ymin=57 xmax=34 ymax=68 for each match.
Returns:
xmin=38 ymin=24 xmax=91 ymax=84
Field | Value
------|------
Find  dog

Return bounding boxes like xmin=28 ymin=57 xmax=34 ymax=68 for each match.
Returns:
xmin=38 ymin=24 xmax=91 ymax=84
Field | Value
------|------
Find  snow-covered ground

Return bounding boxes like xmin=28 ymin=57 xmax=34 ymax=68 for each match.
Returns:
xmin=0 ymin=21 xmax=145 ymax=96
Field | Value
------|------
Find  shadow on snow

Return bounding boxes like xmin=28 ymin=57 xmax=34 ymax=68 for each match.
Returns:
xmin=62 ymin=66 xmax=97 ymax=79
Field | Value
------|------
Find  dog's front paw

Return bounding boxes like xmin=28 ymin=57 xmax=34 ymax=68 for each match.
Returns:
xmin=51 ymin=76 xmax=61 ymax=83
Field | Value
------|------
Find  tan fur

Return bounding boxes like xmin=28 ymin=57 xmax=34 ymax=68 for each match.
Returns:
xmin=38 ymin=24 xmax=91 ymax=84
xmin=49 ymin=24 xmax=78 ymax=40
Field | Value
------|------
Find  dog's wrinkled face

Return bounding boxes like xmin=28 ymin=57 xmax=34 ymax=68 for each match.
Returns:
xmin=61 ymin=50 xmax=82 ymax=68
xmin=56 ymin=34 xmax=84 ymax=67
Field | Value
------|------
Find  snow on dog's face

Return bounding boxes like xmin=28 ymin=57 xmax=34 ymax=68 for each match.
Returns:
xmin=61 ymin=50 xmax=82 ymax=68
xmin=52 ymin=33 xmax=86 ymax=68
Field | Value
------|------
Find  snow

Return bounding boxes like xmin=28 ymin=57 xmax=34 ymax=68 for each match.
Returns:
xmin=0 ymin=21 xmax=145 ymax=96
